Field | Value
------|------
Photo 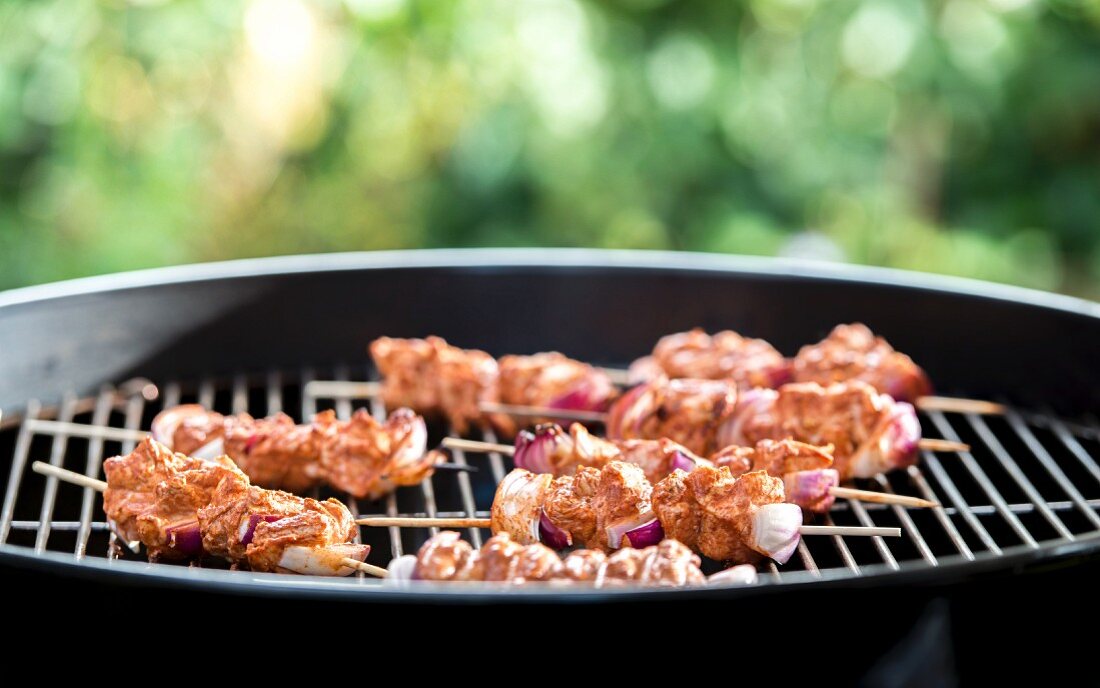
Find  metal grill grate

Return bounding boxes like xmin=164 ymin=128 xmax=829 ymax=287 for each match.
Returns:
xmin=3 ymin=368 xmax=1100 ymax=590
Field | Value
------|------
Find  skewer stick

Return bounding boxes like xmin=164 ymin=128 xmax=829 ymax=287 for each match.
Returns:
xmin=828 ymin=487 xmax=938 ymax=509
xmin=478 ymin=403 xmax=972 ymax=453
xmin=357 ymin=517 xmax=902 ymax=538
xmin=303 ymin=380 xmax=382 ymax=399
xmin=915 ymin=396 xmax=1006 ymax=415
xmin=341 ymin=557 xmax=388 ymax=577
xmin=357 ymin=517 xmax=491 ymax=528
xmin=33 ymin=461 xmax=108 ymax=492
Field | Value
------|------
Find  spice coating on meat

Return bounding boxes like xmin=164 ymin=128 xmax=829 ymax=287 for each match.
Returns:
xmin=370 ymin=336 xmax=503 ymax=435
xmin=606 ymin=377 xmax=738 ymax=457
xmin=169 ymin=407 xmax=227 ymax=456
xmin=103 ymin=438 xmax=246 ymax=560
xmin=603 ymin=539 xmax=707 ymax=587
xmin=591 ymin=461 xmax=654 ymax=550
xmin=628 ymin=328 xmax=791 ymax=389
xmin=316 ymin=408 xmax=441 ymax=499
xmin=543 ymin=466 xmax=599 ymax=546
xmin=224 ymin=412 xmax=321 ymax=494
xmin=792 ymin=323 xmax=932 ymax=402
xmin=411 ymin=531 xmax=703 ymax=586
xmin=498 ymin=352 xmax=617 ymax=416
xmin=651 ymin=466 xmax=785 ymax=562
xmin=712 ymin=438 xmax=833 ymax=478
xmin=196 ymin=477 xmax=356 ymax=572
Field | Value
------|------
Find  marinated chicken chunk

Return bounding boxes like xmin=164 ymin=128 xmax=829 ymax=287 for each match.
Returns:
xmin=792 ymin=323 xmax=932 ymax=402
xmin=407 ymin=531 xmax=703 ymax=586
xmin=606 ymin=377 xmax=738 ymax=457
xmin=498 ymin=352 xmax=617 ymax=417
xmin=370 ymin=336 xmax=502 ymax=434
xmin=628 ymin=328 xmax=791 ymax=389
xmin=103 ymin=438 xmax=245 ymax=560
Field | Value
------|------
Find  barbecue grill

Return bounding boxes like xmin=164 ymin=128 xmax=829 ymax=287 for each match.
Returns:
xmin=2 ymin=250 xmax=1097 ymax=674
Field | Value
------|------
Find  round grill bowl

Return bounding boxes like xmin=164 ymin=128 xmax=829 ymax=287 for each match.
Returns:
xmin=2 ymin=249 xmax=1100 ymax=608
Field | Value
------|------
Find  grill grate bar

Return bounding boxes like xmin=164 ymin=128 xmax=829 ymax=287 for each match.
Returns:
xmin=1005 ymin=411 xmax=1100 ymax=530
xmin=1 ymin=401 xmax=40 ymax=545
xmin=232 ymin=375 xmax=248 ymax=415
xmin=198 ymin=379 xmax=215 ymax=411
xmin=327 ymin=366 xmax=366 ymax=580
xmin=75 ymin=389 xmax=114 ymax=558
xmin=925 ymin=411 xmax=1037 ymax=549
xmin=874 ymin=472 xmax=937 ymax=565
xmin=907 ymin=465 xmax=974 ymax=560
xmin=822 ymin=512 xmax=860 ymax=573
xmin=266 ymin=372 xmax=283 ymax=415
xmin=966 ymin=414 xmax=1073 ymax=540
xmin=796 ymin=541 xmax=820 ymax=577
xmin=364 ymin=373 xmax=405 ymax=558
xmin=1047 ymin=414 xmax=1100 ymax=487
xmin=480 ymin=428 xmax=508 ymax=484
xmin=162 ymin=382 xmax=181 ymax=409
xmin=847 ymin=498 xmax=899 ymax=570
xmin=447 ymin=436 xmax=483 ymax=548
xmin=33 ymin=395 xmax=78 ymax=552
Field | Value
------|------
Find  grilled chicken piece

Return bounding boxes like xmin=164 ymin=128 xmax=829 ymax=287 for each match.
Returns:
xmin=370 ymin=336 xmax=503 ymax=435
xmin=792 ymin=323 xmax=932 ymax=402
xmin=197 ymin=476 xmax=357 ymax=572
xmin=497 ymin=461 xmax=654 ymax=551
xmin=606 ymin=377 xmax=738 ymax=457
xmin=225 ymin=412 xmax=321 ymax=493
xmin=603 ymin=539 xmax=707 ymax=587
xmin=402 ymin=531 xmax=703 ymax=586
xmin=498 ymin=352 xmax=617 ymax=418
xmin=628 ymin=328 xmax=791 ymax=389
xmin=316 ymin=408 xmax=442 ymax=499
xmin=713 ymin=439 xmax=838 ymax=512
xmin=651 ymin=466 xmax=787 ymax=563
xmin=719 ymin=381 xmax=919 ymax=480
xmin=151 ymin=404 xmax=433 ymax=499
xmin=103 ymin=438 xmax=246 ymax=560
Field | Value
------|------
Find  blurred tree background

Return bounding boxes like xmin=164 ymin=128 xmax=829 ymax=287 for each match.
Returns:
xmin=1 ymin=0 xmax=1099 ymax=295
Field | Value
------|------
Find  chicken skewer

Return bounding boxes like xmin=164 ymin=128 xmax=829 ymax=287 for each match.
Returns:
xmin=385 ymin=530 xmax=761 ymax=587
xmin=360 ymin=461 xmax=901 ymax=566
xmin=31 ymin=439 xmax=387 ymax=577
xmin=149 ymin=405 xmax=447 ymax=500
xmin=481 ymin=378 xmax=969 ymax=464
xmin=441 ymin=423 xmax=938 ymax=511
xmin=623 ymin=323 xmax=1005 ymax=414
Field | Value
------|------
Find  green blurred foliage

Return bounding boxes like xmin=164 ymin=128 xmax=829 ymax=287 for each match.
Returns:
xmin=1 ymin=0 xmax=1099 ymax=294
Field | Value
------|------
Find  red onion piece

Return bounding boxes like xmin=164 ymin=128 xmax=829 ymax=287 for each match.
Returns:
xmin=670 ymin=450 xmax=696 ymax=474
xmin=513 ymin=424 xmax=567 ymax=475
xmin=751 ymin=503 xmax=802 ymax=564
xmin=165 ymin=520 xmax=203 ymax=557
xmin=717 ymin=388 xmax=778 ymax=449
xmin=605 ymin=511 xmax=657 ymax=549
xmin=548 ymin=378 xmax=613 ymax=414
xmin=886 ymin=402 xmax=921 ymax=467
xmin=849 ymin=400 xmax=922 ymax=478
xmin=238 ymin=514 xmax=284 ymax=546
xmin=624 ymin=518 xmax=665 ymax=549
xmin=191 ymin=438 xmax=224 ymax=461
xmin=150 ymin=404 xmax=209 ymax=447
xmin=783 ymin=469 xmax=840 ymax=513
xmin=538 ymin=509 xmax=573 ymax=550
xmin=708 ymin=564 xmax=758 ymax=586
xmin=243 ymin=434 xmax=261 ymax=455
xmin=277 ymin=543 xmax=370 ymax=576
xmin=385 ymin=554 xmax=419 ymax=584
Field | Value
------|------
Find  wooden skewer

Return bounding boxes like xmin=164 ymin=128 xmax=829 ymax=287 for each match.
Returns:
xmin=33 ymin=461 xmax=108 ymax=491
xmin=341 ymin=557 xmax=389 ymax=577
xmin=471 ymin=407 xmax=973 ymax=454
xmin=828 ymin=487 xmax=938 ymax=509
xmin=33 ymin=462 xmax=389 ymax=577
xmin=356 ymin=517 xmax=901 ymax=538
xmin=357 ymin=517 xmax=491 ymax=528
xmin=915 ymin=396 xmax=1006 ymax=415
